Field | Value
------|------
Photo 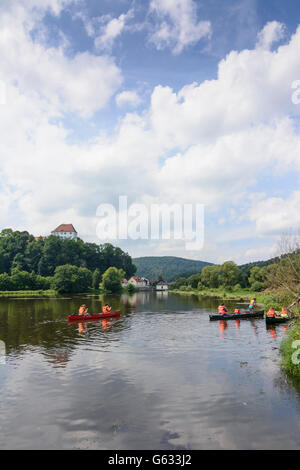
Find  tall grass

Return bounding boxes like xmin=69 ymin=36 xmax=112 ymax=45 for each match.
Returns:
xmin=281 ymin=322 xmax=300 ymax=379
xmin=0 ymin=290 xmax=57 ymax=298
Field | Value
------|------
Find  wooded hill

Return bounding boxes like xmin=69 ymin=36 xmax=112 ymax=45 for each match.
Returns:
xmin=133 ymin=256 xmax=213 ymax=281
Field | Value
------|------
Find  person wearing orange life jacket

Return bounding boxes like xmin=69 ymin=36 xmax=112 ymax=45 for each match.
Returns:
xmin=234 ymin=307 xmax=241 ymax=315
xmin=218 ymin=303 xmax=228 ymax=315
xmin=281 ymin=307 xmax=289 ymax=318
xmin=102 ymin=304 xmax=112 ymax=314
xmin=267 ymin=307 xmax=276 ymax=318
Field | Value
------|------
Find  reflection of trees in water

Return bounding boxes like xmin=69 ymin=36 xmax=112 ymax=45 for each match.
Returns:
xmin=0 ymin=339 xmax=5 ymax=364
xmin=0 ymin=295 xmax=131 ymax=364
xmin=44 ymin=349 xmax=71 ymax=369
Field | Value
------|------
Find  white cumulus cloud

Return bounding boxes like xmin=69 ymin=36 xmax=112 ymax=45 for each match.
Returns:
xmin=94 ymin=10 xmax=134 ymax=52
xmin=148 ymin=0 xmax=211 ymax=54
xmin=0 ymin=2 xmax=123 ymax=118
xmin=116 ymin=91 xmax=142 ymax=108
xmin=256 ymin=21 xmax=285 ymax=50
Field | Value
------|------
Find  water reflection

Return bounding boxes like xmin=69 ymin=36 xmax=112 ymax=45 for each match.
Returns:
xmin=219 ymin=320 xmax=228 ymax=338
xmin=0 ymin=292 xmax=299 ymax=450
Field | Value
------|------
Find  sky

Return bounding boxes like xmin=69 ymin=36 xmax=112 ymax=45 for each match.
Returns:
xmin=0 ymin=0 xmax=300 ymax=264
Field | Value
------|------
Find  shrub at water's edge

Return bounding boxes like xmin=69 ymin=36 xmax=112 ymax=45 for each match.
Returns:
xmin=0 ymin=290 xmax=58 ymax=298
xmin=102 ymin=267 xmax=125 ymax=294
xmin=280 ymin=322 xmax=300 ymax=379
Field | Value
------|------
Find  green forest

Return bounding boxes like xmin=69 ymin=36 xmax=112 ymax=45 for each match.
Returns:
xmin=133 ymin=256 xmax=213 ymax=281
xmin=0 ymin=229 xmax=136 ymax=293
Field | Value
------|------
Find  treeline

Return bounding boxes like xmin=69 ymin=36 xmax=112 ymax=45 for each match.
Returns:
xmin=0 ymin=229 xmax=136 ymax=293
xmin=171 ymin=259 xmax=291 ymax=292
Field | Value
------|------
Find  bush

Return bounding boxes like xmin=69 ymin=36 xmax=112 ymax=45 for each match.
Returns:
xmin=126 ymin=283 xmax=136 ymax=294
xmin=179 ymin=285 xmax=193 ymax=292
xmin=51 ymin=265 xmax=92 ymax=294
xmin=102 ymin=267 xmax=125 ymax=293
xmin=0 ymin=273 xmax=14 ymax=290
xmin=251 ymin=281 xmax=264 ymax=292
xmin=281 ymin=322 xmax=300 ymax=379
xmin=233 ymin=283 xmax=241 ymax=292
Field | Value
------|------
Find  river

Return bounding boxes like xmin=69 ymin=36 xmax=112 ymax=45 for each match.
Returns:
xmin=0 ymin=291 xmax=299 ymax=450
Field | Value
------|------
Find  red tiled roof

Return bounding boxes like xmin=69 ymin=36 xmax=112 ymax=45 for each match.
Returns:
xmin=52 ymin=224 xmax=77 ymax=233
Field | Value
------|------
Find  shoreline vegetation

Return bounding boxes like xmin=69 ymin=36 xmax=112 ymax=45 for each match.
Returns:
xmin=0 ymin=290 xmax=58 ymax=298
xmin=170 ymin=287 xmax=296 ymax=312
xmin=0 ymin=284 xmax=137 ymax=298
xmin=280 ymin=322 xmax=300 ymax=379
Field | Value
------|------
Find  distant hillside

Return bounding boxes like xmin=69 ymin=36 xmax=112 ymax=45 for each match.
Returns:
xmin=239 ymin=256 xmax=281 ymax=272
xmin=133 ymin=256 xmax=213 ymax=281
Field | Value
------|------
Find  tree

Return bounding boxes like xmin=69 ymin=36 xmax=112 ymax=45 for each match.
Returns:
xmin=0 ymin=273 xmax=14 ymax=290
xmin=51 ymin=265 xmax=92 ymax=294
xmin=76 ymin=268 xmax=93 ymax=292
xmin=172 ymin=277 xmax=188 ymax=289
xmin=249 ymin=266 xmax=265 ymax=291
xmin=187 ymin=273 xmax=202 ymax=289
xmin=0 ymin=229 xmax=33 ymax=272
xmin=0 ymin=228 xmax=136 ymax=287
xmin=201 ymin=265 xmax=221 ymax=288
xmin=264 ymin=234 xmax=300 ymax=312
xmin=102 ymin=267 xmax=125 ymax=293
xmin=25 ymin=240 xmax=44 ymax=273
xmin=219 ymin=261 xmax=242 ymax=288
xmin=0 ymin=251 xmax=6 ymax=274
xmin=10 ymin=268 xmax=35 ymax=290
xmin=12 ymin=253 xmax=28 ymax=271
xmin=92 ymin=268 xmax=101 ymax=290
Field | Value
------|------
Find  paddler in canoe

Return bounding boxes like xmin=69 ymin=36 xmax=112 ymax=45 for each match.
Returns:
xmin=77 ymin=304 xmax=88 ymax=316
xmin=248 ymin=298 xmax=257 ymax=311
xmin=267 ymin=307 xmax=276 ymax=318
xmin=102 ymin=304 xmax=112 ymax=315
xmin=281 ymin=307 xmax=289 ymax=318
xmin=218 ymin=303 xmax=228 ymax=315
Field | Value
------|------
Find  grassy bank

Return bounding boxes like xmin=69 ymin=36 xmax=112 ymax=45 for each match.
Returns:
xmin=170 ymin=287 xmax=297 ymax=312
xmin=0 ymin=290 xmax=58 ymax=298
xmin=280 ymin=322 xmax=300 ymax=379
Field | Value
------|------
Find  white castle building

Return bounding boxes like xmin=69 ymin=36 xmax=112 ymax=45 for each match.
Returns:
xmin=51 ymin=224 xmax=78 ymax=240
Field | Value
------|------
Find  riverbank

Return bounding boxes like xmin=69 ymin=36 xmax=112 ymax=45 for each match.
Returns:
xmin=0 ymin=290 xmax=58 ymax=298
xmin=281 ymin=322 xmax=300 ymax=379
xmin=170 ymin=287 xmax=286 ymax=310
xmin=0 ymin=285 xmax=136 ymax=298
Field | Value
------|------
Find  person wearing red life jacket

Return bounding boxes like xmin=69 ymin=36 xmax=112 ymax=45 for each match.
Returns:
xmin=102 ymin=304 xmax=112 ymax=314
xmin=234 ymin=307 xmax=241 ymax=315
xmin=267 ymin=307 xmax=276 ymax=318
xmin=218 ymin=304 xmax=228 ymax=315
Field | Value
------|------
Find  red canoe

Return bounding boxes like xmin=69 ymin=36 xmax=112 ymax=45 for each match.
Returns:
xmin=68 ymin=310 xmax=121 ymax=322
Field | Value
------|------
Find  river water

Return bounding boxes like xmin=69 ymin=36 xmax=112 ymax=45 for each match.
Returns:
xmin=0 ymin=291 xmax=299 ymax=450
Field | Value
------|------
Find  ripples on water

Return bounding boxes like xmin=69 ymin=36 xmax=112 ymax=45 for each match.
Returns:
xmin=0 ymin=292 xmax=299 ymax=450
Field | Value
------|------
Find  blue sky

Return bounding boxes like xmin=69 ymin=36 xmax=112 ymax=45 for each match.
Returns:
xmin=0 ymin=0 xmax=300 ymax=264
